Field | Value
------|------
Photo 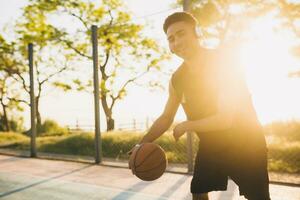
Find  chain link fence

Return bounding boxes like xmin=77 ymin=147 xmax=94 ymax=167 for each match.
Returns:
xmin=0 ymin=119 xmax=300 ymax=185
xmin=264 ymin=121 xmax=300 ymax=174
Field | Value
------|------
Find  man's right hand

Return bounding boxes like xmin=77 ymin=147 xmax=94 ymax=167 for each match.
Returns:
xmin=127 ymin=144 xmax=141 ymax=156
xmin=127 ymin=144 xmax=141 ymax=170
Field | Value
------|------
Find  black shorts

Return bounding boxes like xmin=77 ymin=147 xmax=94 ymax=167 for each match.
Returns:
xmin=191 ymin=145 xmax=271 ymax=200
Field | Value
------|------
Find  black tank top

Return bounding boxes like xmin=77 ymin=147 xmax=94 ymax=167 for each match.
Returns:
xmin=171 ymin=47 xmax=267 ymax=153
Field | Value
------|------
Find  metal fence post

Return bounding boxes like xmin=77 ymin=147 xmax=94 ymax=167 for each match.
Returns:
xmin=186 ymin=131 xmax=194 ymax=173
xmin=133 ymin=119 xmax=136 ymax=130
xmin=91 ymin=25 xmax=102 ymax=164
xmin=28 ymin=43 xmax=37 ymax=157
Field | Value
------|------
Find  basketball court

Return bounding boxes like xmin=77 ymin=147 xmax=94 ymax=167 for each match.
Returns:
xmin=0 ymin=154 xmax=299 ymax=200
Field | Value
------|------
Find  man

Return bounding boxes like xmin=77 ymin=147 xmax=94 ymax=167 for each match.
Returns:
xmin=129 ymin=12 xmax=270 ymax=200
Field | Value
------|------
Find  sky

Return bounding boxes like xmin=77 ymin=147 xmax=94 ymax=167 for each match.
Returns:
xmin=1 ymin=0 xmax=300 ymax=130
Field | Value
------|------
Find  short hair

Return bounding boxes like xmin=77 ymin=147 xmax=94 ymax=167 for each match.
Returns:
xmin=163 ymin=12 xmax=198 ymax=34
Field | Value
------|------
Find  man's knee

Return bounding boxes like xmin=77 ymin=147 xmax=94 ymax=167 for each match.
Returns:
xmin=192 ymin=193 xmax=209 ymax=200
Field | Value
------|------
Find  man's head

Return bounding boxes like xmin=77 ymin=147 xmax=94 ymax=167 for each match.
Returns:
xmin=163 ymin=12 xmax=200 ymax=60
xmin=163 ymin=12 xmax=197 ymax=35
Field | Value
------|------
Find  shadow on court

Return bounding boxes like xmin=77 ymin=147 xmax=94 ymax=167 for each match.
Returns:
xmin=112 ymin=181 xmax=155 ymax=200
xmin=111 ymin=175 xmax=190 ymax=200
xmin=0 ymin=156 xmax=23 ymax=164
xmin=0 ymin=164 xmax=92 ymax=198
xmin=160 ymin=175 xmax=190 ymax=198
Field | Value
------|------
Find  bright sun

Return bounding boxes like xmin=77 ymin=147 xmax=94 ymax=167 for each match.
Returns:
xmin=240 ymin=13 xmax=300 ymax=124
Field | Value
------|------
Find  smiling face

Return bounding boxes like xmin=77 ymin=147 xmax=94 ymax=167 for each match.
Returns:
xmin=166 ymin=21 xmax=199 ymax=60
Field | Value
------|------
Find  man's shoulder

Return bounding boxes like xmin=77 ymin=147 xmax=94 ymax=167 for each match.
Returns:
xmin=171 ymin=63 xmax=185 ymax=78
xmin=170 ymin=63 xmax=187 ymax=90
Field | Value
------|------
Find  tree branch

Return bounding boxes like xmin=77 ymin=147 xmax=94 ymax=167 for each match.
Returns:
xmin=7 ymin=97 xmax=30 ymax=106
xmin=109 ymin=71 xmax=148 ymax=110
xmin=101 ymin=49 xmax=110 ymax=69
xmin=65 ymin=9 xmax=89 ymax=31
xmin=100 ymin=10 xmax=114 ymax=68
xmin=108 ymin=10 xmax=114 ymax=27
xmin=58 ymin=38 xmax=92 ymax=59
xmin=11 ymin=73 xmax=30 ymax=93
xmin=40 ymin=64 xmax=68 ymax=86
xmin=36 ymin=64 xmax=41 ymax=86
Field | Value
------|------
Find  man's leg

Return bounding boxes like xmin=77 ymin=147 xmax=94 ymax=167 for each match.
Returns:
xmin=228 ymin=145 xmax=271 ymax=200
xmin=191 ymin=147 xmax=227 ymax=200
xmin=192 ymin=193 xmax=209 ymax=200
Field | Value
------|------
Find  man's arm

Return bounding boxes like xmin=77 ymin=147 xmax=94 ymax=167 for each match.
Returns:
xmin=139 ymin=81 xmax=180 ymax=144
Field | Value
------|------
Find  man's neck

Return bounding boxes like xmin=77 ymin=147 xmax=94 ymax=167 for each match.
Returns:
xmin=184 ymin=46 xmax=207 ymax=70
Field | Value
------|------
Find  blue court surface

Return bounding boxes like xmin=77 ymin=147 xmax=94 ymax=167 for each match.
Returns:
xmin=0 ymin=155 xmax=299 ymax=200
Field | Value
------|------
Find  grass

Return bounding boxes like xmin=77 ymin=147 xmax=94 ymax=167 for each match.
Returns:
xmin=0 ymin=132 xmax=29 ymax=146
xmin=267 ymin=140 xmax=300 ymax=173
xmin=0 ymin=131 xmax=299 ymax=173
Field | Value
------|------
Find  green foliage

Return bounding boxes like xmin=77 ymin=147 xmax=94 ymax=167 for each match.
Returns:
xmin=8 ymin=0 xmax=80 ymax=130
xmin=101 ymin=131 xmax=142 ymax=159
xmin=268 ymin=141 xmax=300 ymax=173
xmin=39 ymin=133 xmax=94 ymax=155
xmin=0 ymin=34 xmax=26 ymax=131
xmin=264 ymin=120 xmax=300 ymax=172
xmin=0 ymin=132 xmax=28 ymax=144
xmin=37 ymin=119 xmax=68 ymax=137
xmin=52 ymin=82 xmax=72 ymax=91
xmin=193 ymin=1 xmax=223 ymax=28
xmin=0 ymin=116 xmax=24 ymax=132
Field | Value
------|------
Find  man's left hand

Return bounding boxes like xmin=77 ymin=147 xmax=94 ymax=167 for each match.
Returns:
xmin=173 ymin=122 xmax=187 ymax=142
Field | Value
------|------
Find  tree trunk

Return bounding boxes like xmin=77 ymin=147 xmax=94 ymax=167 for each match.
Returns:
xmin=107 ymin=117 xmax=115 ymax=131
xmin=1 ymin=102 xmax=10 ymax=132
xmin=101 ymin=96 xmax=115 ymax=131
xmin=35 ymin=96 xmax=42 ymax=132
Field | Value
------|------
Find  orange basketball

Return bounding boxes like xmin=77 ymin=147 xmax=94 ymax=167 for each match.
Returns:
xmin=129 ymin=143 xmax=167 ymax=181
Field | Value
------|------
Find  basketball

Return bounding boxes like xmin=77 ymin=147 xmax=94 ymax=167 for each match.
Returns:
xmin=129 ymin=143 xmax=167 ymax=181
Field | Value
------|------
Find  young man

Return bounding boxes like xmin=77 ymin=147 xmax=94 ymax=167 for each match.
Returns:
xmin=129 ymin=12 xmax=271 ymax=200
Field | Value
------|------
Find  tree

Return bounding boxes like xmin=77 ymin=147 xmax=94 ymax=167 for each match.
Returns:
xmin=0 ymin=35 xmax=25 ymax=131
xmin=277 ymin=0 xmax=300 ymax=38
xmin=177 ymin=0 xmax=300 ymax=78
xmin=24 ymin=0 xmax=169 ymax=131
xmin=277 ymin=0 xmax=300 ymax=77
xmin=176 ymin=0 xmax=279 ymax=45
xmin=11 ymin=3 xmax=77 ymax=130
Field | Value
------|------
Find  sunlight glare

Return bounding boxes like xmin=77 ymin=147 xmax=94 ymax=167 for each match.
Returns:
xmin=240 ymin=13 xmax=300 ymax=124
